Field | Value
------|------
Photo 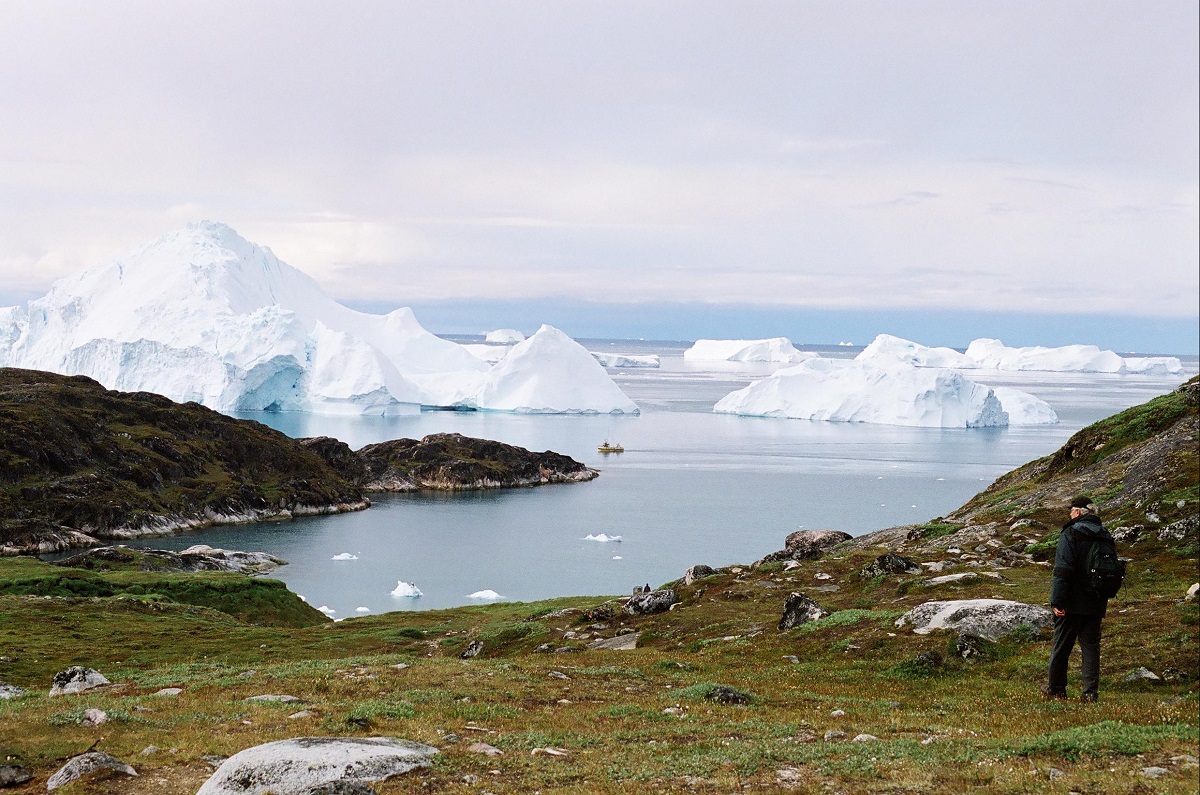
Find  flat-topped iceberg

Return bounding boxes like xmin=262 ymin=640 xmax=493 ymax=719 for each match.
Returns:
xmin=856 ymin=334 xmax=978 ymax=369
xmin=0 ymin=222 xmax=637 ymax=415
xmin=684 ymin=337 xmax=814 ymax=363
xmin=592 ymin=352 xmax=660 ymax=368
xmin=713 ymin=359 xmax=1013 ymax=428
xmin=485 ymin=328 xmax=525 ymax=344
xmin=964 ymin=338 xmax=1181 ymax=374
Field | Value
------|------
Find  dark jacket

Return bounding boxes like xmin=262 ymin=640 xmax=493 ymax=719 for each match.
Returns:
xmin=1050 ymin=514 xmax=1113 ymax=617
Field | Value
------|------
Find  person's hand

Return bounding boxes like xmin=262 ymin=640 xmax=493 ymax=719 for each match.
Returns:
xmin=1052 ymin=607 xmax=1065 ymax=617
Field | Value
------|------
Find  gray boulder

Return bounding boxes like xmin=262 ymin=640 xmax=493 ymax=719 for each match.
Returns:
xmin=460 ymin=640 xmax=483 ymax=659
xmin=623 ymin=589 xmax=677 ymax=615
xmin=587 ymin=633 xmax=640 ymax=651
xmin=196 ymin=737 xmax=437 ymax=795
xmin=1124 ymin=667 xmax=1162 ymax=683
xmin=684 ymin=565 xmax=717 ymax=585
xmin=896 ymin=599 xmax=1052 ymax=642
xmin=0 ymin=681 xmax=26 ymax=700
xmin=49 ymin=666 xmax=110 ymax=696
xmin=760 ymin=530 xmax=852 ymax=564
xmin=0 ymin=765 xmax=33 ymax=787
xmin=778 ymin=593 xmax=828 ymax=630
xmin=47 ymin=752 xmax=137 ymax=791
xmin=302 ymin=783 xmax=378 ymax=795
xmin=861 ymin=553 xmax=921 ymax=578
xmin=1158 ymin=515 xmax=1198 ymax=542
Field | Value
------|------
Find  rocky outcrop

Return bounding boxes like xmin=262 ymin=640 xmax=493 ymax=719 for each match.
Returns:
xmin=0 ymin=368 xmax=366 ymax=554
xmin=623 ymin=589 xmax=677 ymax=616
xmin=778 ymin=593 xmax=827 ymax=630
xmin=195 ymin=736 xmax=438 ymax=795
xmin=861 ymin=553 xmax=921 ymax=578
xmin=53 ymin=545 xmax=286 ymax=575
xmin=46 ymin=752 xmax=136 ymax=791
xmin=684 ymin=565 xmax=717 ymax=585
xmin=353 ymin=433 xmax=598 ymax=492
xmin=758 ymin=530 xmax=852 ymax=564
xmin=896 ymin=599 xmax=1052 ymax=642
xmin=49 ymin=666 xmax=110 ymax=696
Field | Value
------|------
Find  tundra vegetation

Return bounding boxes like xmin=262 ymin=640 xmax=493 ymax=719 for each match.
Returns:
xmin=0 ymin=377 xmax=1196 ymax=793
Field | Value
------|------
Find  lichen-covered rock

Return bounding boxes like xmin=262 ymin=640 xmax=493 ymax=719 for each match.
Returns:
xmin=705 ymin=685 xmax=752 ymax=705
xmin=861 ymin=553 xmax=921 ymax=578
xmin=54 ymin=544 xmax=286 ymax=575
xmin=623 ymin=589 xmax=677 ymax=615
xmin=778 ymin=593 xmax=827 ymax=630
xmin=0 ymin=680 xmax=26 ymax=700
xmin=758 ymin=530 xmax=852 ymax=564
xmin=896 ymin=599 xmax=1052 ymax=642
xmin=684 ymin=564 xmax=717 ymax=585
xmin=0 ymin=765 xmax=33 ymax=787
xmin=460 ymin=640 xmax=483 ymax=659
xmin=1159 ymin=515 xmax=1198 ymax=542
xmin=49 ymin=666 xmax=110 ymax=696
xmin=46 ymin=752 xmax=137 ymax=791
xmin=195 ymin=737 xmax=437 ymax=795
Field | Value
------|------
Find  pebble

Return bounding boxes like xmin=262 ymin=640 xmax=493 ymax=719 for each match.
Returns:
xmin=830 ymin=709 xmax=845 ymax=717
xmin=153 ymin=687 xmax=183 ymax=697
xmin=823 ymin=730 xmax=846 ymax=742
xmin=851 ymin=734 xmax=879 ymax=743
xmin=82 ymin=708 xmax=108 ymax=727
xmin=1139 ymin=766 xmax=1170 ymax=779
xmin=287 ymin=710 xmax=315 ymax=720
xmin=468 ymin=742 xmax=504 ymax=756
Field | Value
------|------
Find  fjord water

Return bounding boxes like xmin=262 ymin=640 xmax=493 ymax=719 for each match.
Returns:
xmin=132 ymin=341 xmax=1197 ymax=616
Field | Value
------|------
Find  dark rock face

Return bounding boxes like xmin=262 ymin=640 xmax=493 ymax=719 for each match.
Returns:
xmin=53 ymin=545 xmax=285 ymax=575
xmin=778 ymin=592 xmax=828 ymax=630
xmin=356 ymin=433 xmax=598 ymax=492
xmin=583 ymin=604 xmax=615 ymax=622
xmin=758 ymin=529 xmax=852 ymax=564
xmin=0 ymin=764 xmax=33 ymax=787
xmin=301 ymin=436 xmax=369 ymax=484
xmin=860 ymin=553 xmax=921 ymax=578
xmin=460 ymin=640 xmax=484 ymax=659
xmin=684 ymin=565 xmax=717 ymax=585
xmin=705 ymin=685 xmax=752 ymax=705
xmin=623 ymin=589 xmax=677 ymax=616
xmin=955 ymin=633 xmax=994 ymax=661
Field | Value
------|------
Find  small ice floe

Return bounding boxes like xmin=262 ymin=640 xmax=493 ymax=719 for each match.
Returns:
xmin=584 ymin=533 xmax=622 ymax=543
xmin=468 ymin=590 xmax=504 ymax=600
xmin=936 ymin=477 xmax=945 ymax=481
xmin=331 ymin=552 xmax=358 ymax=560
xmin=391 ymin=581 xmax=423 ymax=598
xmin=317 ymin=605 xmax=336 ymax=615
xmin=355 ymin=607 xmax=370 ymax=613
xmin=612 ymin=555 xmax=623 ymax=560
xmin=298 ymin=595 xmax=306 ymax=602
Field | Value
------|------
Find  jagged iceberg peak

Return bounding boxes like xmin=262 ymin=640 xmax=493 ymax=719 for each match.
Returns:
xmin=0 ymin=223 xmax=637 ymax=415
xmin=856 ymin=334 xmax=978 ymax=369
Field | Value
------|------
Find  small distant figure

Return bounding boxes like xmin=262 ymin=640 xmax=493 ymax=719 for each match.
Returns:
xmin=643 ymin=583 xmax=651 ymax=593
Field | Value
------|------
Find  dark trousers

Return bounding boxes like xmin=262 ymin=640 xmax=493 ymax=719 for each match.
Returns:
xmin=1048 ymin=613 xmax=1102 ymax=696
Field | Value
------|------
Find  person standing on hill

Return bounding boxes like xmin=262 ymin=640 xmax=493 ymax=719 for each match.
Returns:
xmin=1043 ymin=495 xmax=1119 ymax=703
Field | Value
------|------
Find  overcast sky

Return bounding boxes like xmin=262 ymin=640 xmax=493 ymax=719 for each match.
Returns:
xmin=1 ymin=2 xmax=1197 ymax=338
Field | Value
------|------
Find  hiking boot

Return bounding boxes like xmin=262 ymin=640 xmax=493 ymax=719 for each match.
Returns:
xmin=1080 ymin=692 xmax=1098 ymax=703
xmin=1040 ymin=685 xmax=1067 ymax=701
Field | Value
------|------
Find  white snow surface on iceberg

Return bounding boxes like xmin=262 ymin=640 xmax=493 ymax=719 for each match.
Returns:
xmin=390 ymin=581 xmax=423 ymax=598
xmin=856 ymin=334 xmax=978 ymax=369
xmin=331 ymin=552 xmax=359 ymax=561
xmin=485 ymin=328 xmax=525 ymax=344
xmin=713 ymin=358 xmax=1010 ymax=428
xmin=592 ymin=352 xmax=661 ymax=368
xmin=991 ymin=387 xmax=1059 ymax=425
xmin=461 ymin=344 xmax=511 ymax=364
xmin=684 ymin=338 xmax=814 ymax=363
xmin=963 ymin=338 xmax=1181 ymax=374
xmin=467 ymin=589 xmax=504 ymax=600
xmin=0 ymin=222 xmax=636 ymax=415
xmin=584 ymin=533 xmax=623 ymax=543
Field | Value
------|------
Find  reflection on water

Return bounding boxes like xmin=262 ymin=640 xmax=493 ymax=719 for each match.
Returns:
xmin=130 ymin=342 xmax=1195 ymax=615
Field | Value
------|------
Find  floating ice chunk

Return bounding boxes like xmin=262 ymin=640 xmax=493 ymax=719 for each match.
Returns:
xmin=1123 ymin=356 xmax=1183 ymax=375
xmin=468 ymin=590 xmax=504 ymax=600
xmin=856 ymin=334 xmax=977 ymax=369
xmin=298 ymin=595 xmax=306 ymax=602
xmin=992 ymin=387 xmax=1059 ymax=425
xmin=684 ymin=337 xmax=814 ymax=363
xmin=461 ymin=344 xmax=511 ymax=364
xmin=592 ymin=352 xmax=661 ymax=368
xmin=331 ymin=552 xmax=358 ymax=560
xmin=317 ymin=605 xmax=336 ymax=615
xmin=355 ymin=606 xmax=370 ymax=613
xmin=964 ymin=338 xmax=1137 ymax=372
xmin=485 ymin=328 xmax=526 ymax=344
xmin=390 ymin=581 xmax=423 ymax=598
xmin=714 ymin=359 xmax=1009 ymax=428
xmin=612 ymin=555 xmax=623 ymax=560
xmin=584 ymin=533 xmax=623 ymax=542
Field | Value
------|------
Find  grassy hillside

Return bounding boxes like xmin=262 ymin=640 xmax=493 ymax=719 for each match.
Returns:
xmin=0 ymin=379 xmax=1195 ymax=793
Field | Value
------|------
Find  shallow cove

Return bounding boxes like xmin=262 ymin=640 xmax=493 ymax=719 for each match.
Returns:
xmin=128 ymin=341 xmax=1197 ymax=614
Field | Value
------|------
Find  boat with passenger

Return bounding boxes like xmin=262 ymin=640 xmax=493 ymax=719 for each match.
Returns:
xmin=597 ymin=440 xmax=625 ymax=453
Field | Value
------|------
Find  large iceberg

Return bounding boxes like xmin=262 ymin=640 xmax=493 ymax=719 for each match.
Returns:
xmin=0 ymin=222 xmax=637 ymax=415
xmin=964 ymin=338 xmax=1181 ymax=374
xmin=592 ymin=352 xmax=661 ymax=368
xmin=684 ymin=337 xmax=814 ymax=363
xmin=713 ymin=358 xmax=1012 ymax=428
xmin=856 ymin=334 xmax=978 ymax=369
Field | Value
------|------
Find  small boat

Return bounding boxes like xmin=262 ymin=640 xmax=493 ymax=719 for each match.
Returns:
xmin=597 ymin=440 xmax=625 ymax=453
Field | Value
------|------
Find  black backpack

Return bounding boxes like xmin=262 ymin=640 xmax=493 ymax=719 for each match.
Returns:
xmin=1071 ymin=526 xmax=1126 ymax=600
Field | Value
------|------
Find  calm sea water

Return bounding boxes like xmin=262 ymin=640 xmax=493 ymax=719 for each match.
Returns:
xmin=127 ymin=340 xmax=1197 ymax=616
